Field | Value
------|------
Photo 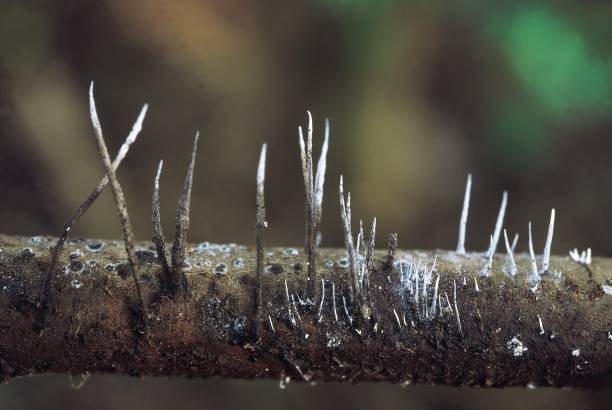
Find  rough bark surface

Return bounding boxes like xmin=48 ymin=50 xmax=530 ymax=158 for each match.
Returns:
xmin=0 ymin=234 xmax=610 ymax=388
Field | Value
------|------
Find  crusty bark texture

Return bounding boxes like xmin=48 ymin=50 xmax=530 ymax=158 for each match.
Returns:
xmin=0 ymin=234 xmax=610 ymax=388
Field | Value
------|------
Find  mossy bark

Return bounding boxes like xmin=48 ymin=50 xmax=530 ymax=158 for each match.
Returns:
xmin=0 ymin=234 xmax=610 ymax=388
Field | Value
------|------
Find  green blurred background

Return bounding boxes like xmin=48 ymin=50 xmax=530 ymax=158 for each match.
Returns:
xmin=0 ymin=0 xmax=610 ymax=408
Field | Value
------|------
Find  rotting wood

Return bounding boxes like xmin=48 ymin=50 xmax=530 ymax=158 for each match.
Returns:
xmin=0 ymin=234 xmax=610 ymax=387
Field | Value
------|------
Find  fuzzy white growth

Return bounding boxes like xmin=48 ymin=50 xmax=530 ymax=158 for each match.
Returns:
xmin=507 ymin=336 xmax=528 ymax=357
xmin=486 ymin=191 xmax=508 ymax=258
xmin=527 ymin=222 xmax=540 ymax=284
xmin=569 ymin=248 xmax=591 ymax=266
xmin=538 ymin=315 xmax=545 ymax=335
xmin=317 ymin=279 xmax=325 ymax=323
xmin=456 ymin=173 xmax=472 ymax=254
xmin=393 ymin=308 xmax=402 ymax=329
xmin=453 ymin=280 xmax=462 ymax=334
xmin=503 ymin=229 xmax=517 ymax=276
xmin=541 ymin=208 xmax=555 ymax=274
xmin=314 ymin=118 xmax=330 ymax=225
xmin=332 ymin=282 xmax=338 ymax=322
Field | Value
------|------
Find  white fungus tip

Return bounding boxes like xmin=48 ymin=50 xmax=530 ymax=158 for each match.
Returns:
xmin=487 ymin=190 xmax=508 ymax=258
xmin=541 ymin=208 xmax=556 ymax=274
xmin=456 ymin=173 xmax=472 ymax=254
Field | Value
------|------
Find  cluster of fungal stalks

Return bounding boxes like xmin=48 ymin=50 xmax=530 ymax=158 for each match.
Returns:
xmin=27 ymin=82 xmax=611 ymax=378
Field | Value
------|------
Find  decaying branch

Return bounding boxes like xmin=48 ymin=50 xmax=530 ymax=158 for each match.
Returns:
xmin=0 ymin=235 xmax=611 ymax=387
xmin=1 ymin=85 xmax=611 ymax=388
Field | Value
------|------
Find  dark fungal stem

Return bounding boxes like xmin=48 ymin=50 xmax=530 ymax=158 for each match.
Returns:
xmin=298 ymin=113 xmax=316 ymax=300
xmin=298 ymin=113 xmax=330 ymax=303
xmin=170 ymin=132 xmax=199 ymax=297
xmin=254 ymin=143 xmax=267 ymax=339
xmin=152 ymin=160 xmax=172 ymax=295
xmin=383 ymin=233 xmax=398 ymax=273
xmin=338 ymin=175 xmax=356 ymax=302
xmin=89 ymin=82 xmax=148 ymax=335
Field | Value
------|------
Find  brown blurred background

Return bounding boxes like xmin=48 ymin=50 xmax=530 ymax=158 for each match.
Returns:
xmin=0 ymin=0 xmax=610 ymax=408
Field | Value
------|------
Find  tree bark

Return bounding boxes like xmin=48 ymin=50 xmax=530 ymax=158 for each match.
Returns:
xmin=0 ymin=233 xmax=610 ymax=388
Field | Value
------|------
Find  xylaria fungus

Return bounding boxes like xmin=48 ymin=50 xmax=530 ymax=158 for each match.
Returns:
xmin=89 ymin=82 xmax=148 ymax=334
xmin=298 ymin=112 xmax=329 ymax=300
xmin=255 ymin=143 xmax=267 ymax=338
xmin=485 ymin=190 xmax=508 ymax=258
xmin=36 ymin=92 xmax=148 ymax=330
xmin=541 ymin=208 xmax=556 ymax=274
xmin=503 ymin=229 xmax=517 ymax=277
xmin=170 ymin=132 xmax=199 ymax=297
xmin=569 ymin=247 xmax=594 ymax=277
xmin=382 ymin=232 xmax=398 ymax=273
xmin=0 ymin=83 xmax=610 ymax=388
xmin=456 ymin=173 xmax=471 ymax=255
xmin=152 ymin=160 xmax=172 ymax=295
xmin=527 ymin=221 xmax=540 ymax=285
